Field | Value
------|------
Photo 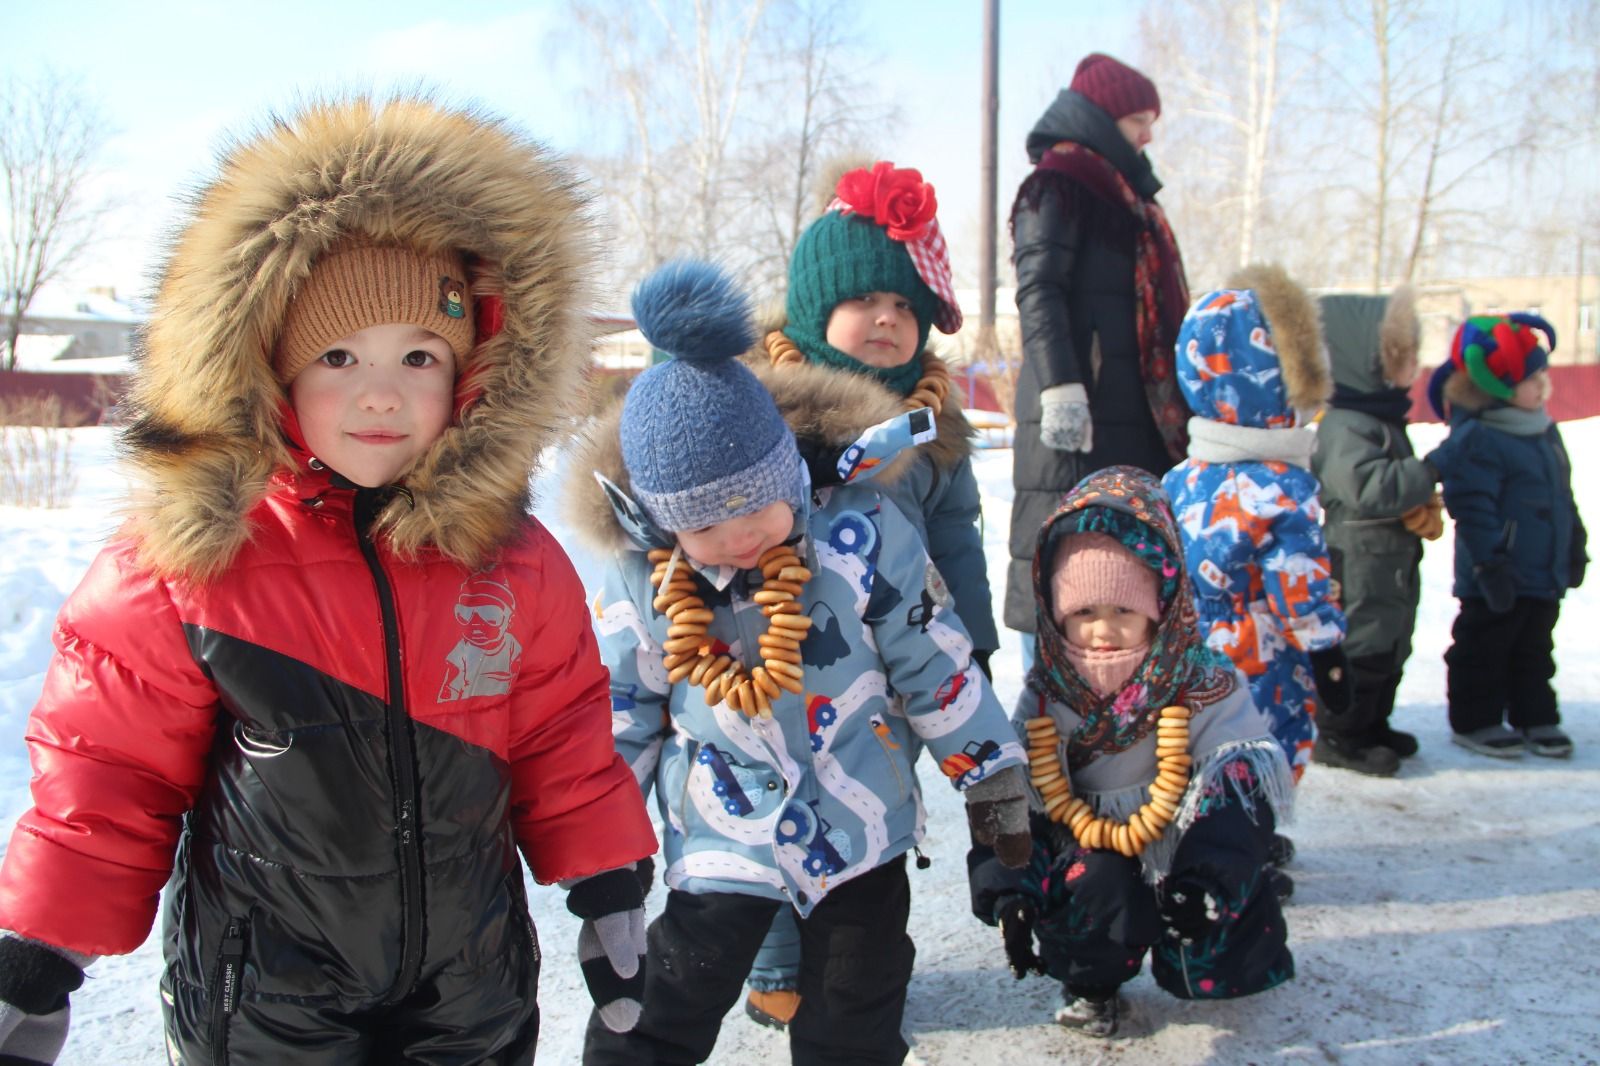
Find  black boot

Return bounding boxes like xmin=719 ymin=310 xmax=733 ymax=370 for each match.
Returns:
xmin=1313 ymin=734 xmax=1400 ymax=777
xmin=1371 ymin=724 xmax=1418 ymax=758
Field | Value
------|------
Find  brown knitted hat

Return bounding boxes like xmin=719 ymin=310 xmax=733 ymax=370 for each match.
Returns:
xmin=1069 ymin=53 xmax=1161 ymax=120
xmin=273 ymin=240 xmax=476 ymax=383
xmin=1050 ymin=531 xmax=1162 ymax=624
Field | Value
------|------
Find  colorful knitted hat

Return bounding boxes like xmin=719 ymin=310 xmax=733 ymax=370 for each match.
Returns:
xmin=274 ymin=239 xmax=476 ymax=383
xmin=785 ymin=162 xmax=962 ymax=395
xmin=620 ymin=261 xmax=805 ymax=533
xmin=1070 ymin=53 xmax=1161 ymax=120
xmin=1050 ymin=530 xmax=1162 ymax=625
xmin=1447 ymin=313 xmax=1555 ymax=401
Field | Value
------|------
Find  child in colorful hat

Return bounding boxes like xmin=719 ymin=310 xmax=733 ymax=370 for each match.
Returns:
xmin=968 ymin=466 xmax=1294 ymax=1038
xmin=1425 ymin=314 xmax=1587 ymax=757
xmin=745 ymin=161 xmax=996 ymax=1027
xmin=568 ymin=260 xmax=1030 ymax=1065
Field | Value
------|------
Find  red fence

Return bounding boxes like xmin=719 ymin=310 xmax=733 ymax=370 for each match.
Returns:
xmin=0 ymin=370 xmax=130 ymax=426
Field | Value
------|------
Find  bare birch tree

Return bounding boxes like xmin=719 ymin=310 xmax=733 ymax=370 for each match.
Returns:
xmin=1 ymin=75 xmax=109 ymax=371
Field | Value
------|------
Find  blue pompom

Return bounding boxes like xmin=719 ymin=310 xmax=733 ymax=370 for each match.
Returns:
xmin=630 ymin=260 xmax=755 ymax=365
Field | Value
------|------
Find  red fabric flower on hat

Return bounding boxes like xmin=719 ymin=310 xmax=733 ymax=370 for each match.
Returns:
xmin=835 ymin=162 xmax=938 ymax=242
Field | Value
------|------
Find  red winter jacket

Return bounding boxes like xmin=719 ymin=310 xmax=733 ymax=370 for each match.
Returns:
xmin=0 ymin=467 xmax=655 ymax=966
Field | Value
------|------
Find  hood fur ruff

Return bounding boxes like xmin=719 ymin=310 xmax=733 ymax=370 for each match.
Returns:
xmin=1443 ymin=365 xmax=1497 ymax=412
xmin=122 ymin=96 xmax=597 ymax=582
xmin=1226 ymin=263 xmax=1331 ymax=413
xmin=563 ymin=356 xmax=952 ymax=555
xmin=1378 ymin=284 xmax=1420 ymax=386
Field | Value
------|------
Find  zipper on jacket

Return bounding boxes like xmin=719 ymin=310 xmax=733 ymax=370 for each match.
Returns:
xmin=354 ymin=490 xmax=426 ymax=1004
xmin=212 ymin=915 xmax=246 ymax=1065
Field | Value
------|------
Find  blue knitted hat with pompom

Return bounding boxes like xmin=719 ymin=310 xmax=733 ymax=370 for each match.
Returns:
xmin=620 ymin=260 xmax=804 ymax=532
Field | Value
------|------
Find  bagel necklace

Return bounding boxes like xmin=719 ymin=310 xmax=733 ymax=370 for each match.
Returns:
xmin=1023 ymin=705 xmax=1193 ymax=858
xmin=649 ymin=543 xmax=814 ymax=719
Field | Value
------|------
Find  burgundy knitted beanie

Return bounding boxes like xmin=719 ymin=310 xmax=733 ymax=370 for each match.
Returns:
xmin=1069 ymin=53 xmax=1161 ymax=120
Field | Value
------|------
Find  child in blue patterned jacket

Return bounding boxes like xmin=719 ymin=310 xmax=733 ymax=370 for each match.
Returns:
xmin=566 ymin=261 xmax=1031 ymax=1066
xmin=1161 ymin=264 xmax=1351 ymax=890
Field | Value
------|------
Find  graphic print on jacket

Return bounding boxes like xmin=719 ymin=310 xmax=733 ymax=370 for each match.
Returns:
xmin=440 ymin=571 xmax=525 ymax=700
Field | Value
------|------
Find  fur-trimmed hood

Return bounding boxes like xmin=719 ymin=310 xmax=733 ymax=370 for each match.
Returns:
xmin=1319 ymin=286 xmax=1420 ymax=394
xmin=563 ymin=356 xmax=939 ymax=556
xmin=1174 ymin=263 xmax=1330 ymax=429
xmin=122 ymin=95 xmax=596 ymax=581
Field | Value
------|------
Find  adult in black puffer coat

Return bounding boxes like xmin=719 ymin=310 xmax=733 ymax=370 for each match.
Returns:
xmin=1006 ymin=54 xmax=1190 ymax=636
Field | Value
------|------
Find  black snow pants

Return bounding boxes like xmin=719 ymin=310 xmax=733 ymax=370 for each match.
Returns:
xmin=582 ymin=855 xmax=914 ymax=1066
xmin=1445 ymin=596 xmax=1563 ymax=735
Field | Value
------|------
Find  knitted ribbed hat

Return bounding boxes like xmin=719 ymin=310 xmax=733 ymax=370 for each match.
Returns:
xmin=1069 ymin=53 xmax=1161 ymax=120
xmin=274 ymin=240 xmax=476 ymax=383
xmin=1050 ymin=531 xmax=1161 ymax=623
xmin=786 ymin=211 xmax=938 ymax=393
xmin=620 ymin=261 xmax=804 ymax=533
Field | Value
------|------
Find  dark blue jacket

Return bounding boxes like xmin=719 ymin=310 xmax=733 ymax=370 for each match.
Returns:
xmin=1429 ymin=412 xmax=1586 ymax=600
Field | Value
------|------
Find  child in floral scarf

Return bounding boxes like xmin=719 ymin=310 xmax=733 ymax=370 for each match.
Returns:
xmin=968 ymin=466 xmax=1294 ymax=1038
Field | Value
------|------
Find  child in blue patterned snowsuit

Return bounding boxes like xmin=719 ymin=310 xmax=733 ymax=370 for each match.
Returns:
xmin=1161 ymin=264 xmax=1351 ymax=789
xmin=567 ymin=262 xmax=1031 ymax=1066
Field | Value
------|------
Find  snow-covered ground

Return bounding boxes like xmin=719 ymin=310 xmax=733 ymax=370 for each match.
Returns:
xmin=3 ymin=419 xmax=1598 ymax=1065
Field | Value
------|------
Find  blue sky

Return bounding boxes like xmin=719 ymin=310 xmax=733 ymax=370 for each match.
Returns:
xmin=2 ymin=0 xmax=1136 ymax=301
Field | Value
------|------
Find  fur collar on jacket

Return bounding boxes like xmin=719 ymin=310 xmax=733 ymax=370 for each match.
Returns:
xmin=564 ymin=357 xmax=926 ymax=556
xmin=121 ymin=96 xmax=596 ymax=582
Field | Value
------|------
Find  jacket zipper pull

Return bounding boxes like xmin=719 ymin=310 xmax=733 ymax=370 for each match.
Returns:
xmin=218 ymin=917 xmax=246 ymax=1016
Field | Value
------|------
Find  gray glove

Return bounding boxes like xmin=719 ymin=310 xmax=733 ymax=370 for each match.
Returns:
xmin=965 ymin=764 xmax=1032 ymax=868
xmin=1040 ymin=383 xmax=1092 ymax=453
xmin=0 ymin=934 xmax=94 ymax=1066
xmin=564 ymin=859 xmax=652 ymax=1033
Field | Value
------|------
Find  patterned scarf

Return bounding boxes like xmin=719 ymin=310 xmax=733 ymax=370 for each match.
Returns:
xmin=1028 ymin=466 xmax=1237 ymax=771
xmin=1023 ymin=144 xmax=1190 ymax=463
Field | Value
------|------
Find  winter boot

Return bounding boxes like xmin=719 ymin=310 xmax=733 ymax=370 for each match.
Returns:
xmin=745 ymin=989 xmax=801 ymax=1030
xmin=1523 ymin=725 xmax=1574 ymax=759
xmin=1371 ymin=724 xmax=1419 ymax=758
xmin=1055 ymin=989 xmax=1125 ymax=1037
xmin=1313 ymin=734 xmax=1400 ymax=777
xmin=1450 ymin=724 xmax=1524 ymax=758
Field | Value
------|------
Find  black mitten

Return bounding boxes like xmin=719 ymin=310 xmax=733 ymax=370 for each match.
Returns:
xmin=1159 ymin=878 xmax=1221 ymax=944
xmin=1307 ymin=646 xmax=1354 ymax=715
xmin=972 ymin=649 xmax=993 ymax=682
xmin=0 ymin=935 xmax=88 ymax=1065
xmin=565 ymin=858 xmax=653 ymax=1033
xmin=994 ymin=896 xmax=1047 ymax=980
xmin=1473 ymin=560 xmax=1516 ymax=614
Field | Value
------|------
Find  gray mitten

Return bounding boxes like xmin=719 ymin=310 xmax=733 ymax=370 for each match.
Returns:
xmin=965 ymin=764 xmax=1032 ymax=868
xmin=1039 ymin=383 xmax=1093 ymax=453
xmin=564 ymin=859 xmax=652 ymax=1033
xmin=0 ymin=934 xmax=94 ymax=1066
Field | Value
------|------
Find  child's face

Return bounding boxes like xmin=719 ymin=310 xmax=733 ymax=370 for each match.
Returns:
xmin=1057 ymin=603 xmax=1155 ymax=652
xmin=824 ymin=291 xmax=919 ymax=369
xmin=1511 ymin=369 xmax=1551 ymax=411
xmin=289 ymin=322 xmax=456 ymax=488
xmin=675 ymin=499 xmax=796 ymax=570
xmin=1116 ymin=110 xmax=1158 ymax=151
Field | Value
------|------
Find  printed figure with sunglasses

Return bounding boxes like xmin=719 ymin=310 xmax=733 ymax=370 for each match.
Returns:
xmin=440 ymin=573 xmax=524 ymax=700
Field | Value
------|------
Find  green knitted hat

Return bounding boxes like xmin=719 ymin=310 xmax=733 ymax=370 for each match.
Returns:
xmin=785 ymin=211 xmax=939 ymax=394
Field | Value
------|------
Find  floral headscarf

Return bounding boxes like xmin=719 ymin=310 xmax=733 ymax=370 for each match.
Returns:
xmin=1029 ymin=465 xmax=1237 ymax=770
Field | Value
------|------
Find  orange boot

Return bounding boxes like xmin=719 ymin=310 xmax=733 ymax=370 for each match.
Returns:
xmin=745 ymin=988 xmax=802 ymax=1030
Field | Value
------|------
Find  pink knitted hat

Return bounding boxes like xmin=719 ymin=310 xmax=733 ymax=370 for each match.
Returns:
xmin=1050 ymin=531 xmax=1162 ymax=623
